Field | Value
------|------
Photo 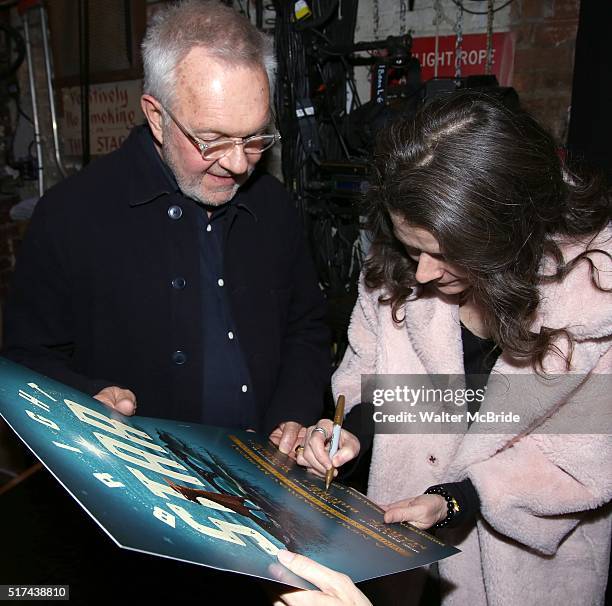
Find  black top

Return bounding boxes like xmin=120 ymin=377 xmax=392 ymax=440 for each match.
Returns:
xmin=440 ymin=323 xmax=501 ymax=528
xmin=197 ymin=206 xmax=257 ymax=428
xmin=461 ymin=321 xmax=500 ymax=415
xmin=2 ymin=125 xmax=330 ymax=433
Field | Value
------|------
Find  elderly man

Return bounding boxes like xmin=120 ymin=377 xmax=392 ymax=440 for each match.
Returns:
xmin=2 ymin=0 xmax=329 ymax=452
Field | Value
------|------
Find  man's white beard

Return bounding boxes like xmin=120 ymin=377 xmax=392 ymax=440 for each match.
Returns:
xmin=161 ymin=127 xmax=244 ymax=207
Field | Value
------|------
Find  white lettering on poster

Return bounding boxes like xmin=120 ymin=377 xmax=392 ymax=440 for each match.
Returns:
xmin=27 ymin=383 xmax=57 ymax=402
xmin=25 ymin=409 xmax=59 ymax=430
xmin=19 ymin=390 xmax=50 ymax=412
xmin=64 ymin=398 xmax=164 ymax=452
xmin=167 ymin=503 xmax=280 ymax=555
xmin=19 ymin=390 xmax=280 ymax=555
xmin=92 ymin=431 xmax=202 ymax=485
xmin=154 ymin=506 xmax=176 ymax=528
xmin=93 ymin=472 xmax=125 ymax=488
xmin=52 ymin=441 xmax=82 ymax=453
xmin=127 ymin=466 xmax=193 ymax=500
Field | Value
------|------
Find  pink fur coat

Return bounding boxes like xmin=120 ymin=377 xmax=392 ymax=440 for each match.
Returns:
xmin=333 ymin=230 xmax=612 ymax=605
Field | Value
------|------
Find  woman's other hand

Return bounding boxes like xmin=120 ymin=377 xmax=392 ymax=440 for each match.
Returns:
xmin=382 ymin=494 xmax=447 ymax=529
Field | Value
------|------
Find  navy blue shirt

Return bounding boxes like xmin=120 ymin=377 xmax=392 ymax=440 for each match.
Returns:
xmin=147 ymin=136 xmax=257 ymax=429
xmin=197 ymin=205 xmax=257 ymax=429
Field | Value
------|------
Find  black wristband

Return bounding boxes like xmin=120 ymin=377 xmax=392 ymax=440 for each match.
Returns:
xmin=424 ymin=485 xmax=461 ymax=529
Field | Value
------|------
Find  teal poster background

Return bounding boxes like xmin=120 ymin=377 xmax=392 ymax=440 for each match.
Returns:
xmin=0 ymin=358 xmax=458 ymax=589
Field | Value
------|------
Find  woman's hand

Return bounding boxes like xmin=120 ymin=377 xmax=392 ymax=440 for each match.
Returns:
xmin=294 ymin=419 xmax=360 ymax=479
xmin=382 ymin=494 xmax=447 ymax=529
xmin=272 ymin=550 xmax=372 ymax=606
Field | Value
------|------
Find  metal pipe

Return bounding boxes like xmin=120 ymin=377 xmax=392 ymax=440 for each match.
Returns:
xmin=22 ymin=12 xmax=44 ymax=197
xmin=39 ymin=5 xmax=67 ymax=178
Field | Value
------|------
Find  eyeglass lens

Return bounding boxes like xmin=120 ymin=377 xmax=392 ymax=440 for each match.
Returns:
xmin=202 ymin=136 xmax=277 ymax=160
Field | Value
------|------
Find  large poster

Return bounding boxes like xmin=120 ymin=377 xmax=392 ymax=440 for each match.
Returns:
xmin=0 ymin=358 xmax=458 ymax=589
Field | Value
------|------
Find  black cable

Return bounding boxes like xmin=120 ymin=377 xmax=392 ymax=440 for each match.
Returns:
xmin=254 ymin=0 xmax=264 ymax=27
xmin=314 ymin=63 xmax=351 ymax=160
xmin=311 ymin=27 xmax=362 ymax=108
xmin=234 ymin=0 xmax=247 ymax=17
xmin=16 ymin=102 xmax=33 ymax=125
xmin=9 ymin=79 xmax=32 ymax=124
xmin=450 ymin=0 xmax=515 ymax=15
xmin=124 ymin=0 xmax=133 ymax=64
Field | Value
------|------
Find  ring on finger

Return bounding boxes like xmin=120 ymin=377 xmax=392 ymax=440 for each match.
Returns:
xmin=312 ymin=426 xmax=328 ymax=440
xmin=294 ymin=444 xmax=305 ymax=455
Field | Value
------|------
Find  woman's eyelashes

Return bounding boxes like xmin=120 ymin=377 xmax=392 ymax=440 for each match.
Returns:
xmin=403 ymin=245 xmax=421 ymax=260
xmin=403 ymin=245 xmax=445 ymax=262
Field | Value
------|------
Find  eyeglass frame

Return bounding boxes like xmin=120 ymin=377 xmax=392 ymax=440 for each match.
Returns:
xmin=161 ymin=104 xmax=281 ymax=161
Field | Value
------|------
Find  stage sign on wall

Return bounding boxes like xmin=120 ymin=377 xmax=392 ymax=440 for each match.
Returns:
xmin=61 ymin=79 xmax=143 ymax=157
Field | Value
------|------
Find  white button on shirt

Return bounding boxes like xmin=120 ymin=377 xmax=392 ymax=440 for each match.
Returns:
xmin=217 ymin=278 xmax=224 ymax=287
xmin=241 ymin=385 xmax=248 ymax=393
xmin=228 ymin=331 xmax=234 ymax=340
xmin=206 ymin=224 xmax=212 ymax=232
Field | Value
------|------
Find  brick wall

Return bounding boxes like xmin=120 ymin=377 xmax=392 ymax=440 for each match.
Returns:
xmin=510 ymin=0 xmax=580 ymax=140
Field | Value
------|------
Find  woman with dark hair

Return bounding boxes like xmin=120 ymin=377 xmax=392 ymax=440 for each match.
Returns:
xmin=291 ymin=90 xmax=612 ymax=605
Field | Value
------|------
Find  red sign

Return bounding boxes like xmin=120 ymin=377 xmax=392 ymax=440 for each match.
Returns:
xmin=411 ymin=32 xmax=515 ymax=86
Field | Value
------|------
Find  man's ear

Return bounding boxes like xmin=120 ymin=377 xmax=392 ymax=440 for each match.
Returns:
xmin=141 ymin=94 xmax=164 ymax=145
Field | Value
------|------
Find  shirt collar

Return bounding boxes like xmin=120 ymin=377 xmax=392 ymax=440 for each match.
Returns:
xmin=127 ymin=125 xmax=179 ymax=207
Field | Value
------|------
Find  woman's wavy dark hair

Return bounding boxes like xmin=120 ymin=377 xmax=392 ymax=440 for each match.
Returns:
xmin=364 ymin=89 xmax=611 ymax=371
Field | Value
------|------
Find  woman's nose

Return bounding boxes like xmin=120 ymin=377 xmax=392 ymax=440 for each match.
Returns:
xmin=414 ymin=253 xmax=444 ymax=284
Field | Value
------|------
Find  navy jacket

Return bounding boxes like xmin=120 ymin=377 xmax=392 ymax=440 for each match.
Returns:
xmin=2 ymin=126 xmax=330 ymax=433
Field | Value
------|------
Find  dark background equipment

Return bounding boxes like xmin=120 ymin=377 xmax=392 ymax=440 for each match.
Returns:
xmin=272 ymin=0 xmax=513 ymax=368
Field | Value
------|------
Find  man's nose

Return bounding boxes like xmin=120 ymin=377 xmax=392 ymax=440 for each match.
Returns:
xmin=414 ymin=253 xmax=444 ymax=284
xmin=218 ymin=143 xmax=250 ymax=174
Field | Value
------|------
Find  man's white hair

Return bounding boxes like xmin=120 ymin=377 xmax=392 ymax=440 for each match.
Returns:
xmin=141 ymin=0 xmax=276 ymax=109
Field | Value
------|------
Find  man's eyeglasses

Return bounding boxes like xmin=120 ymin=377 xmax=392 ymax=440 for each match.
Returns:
xmin=162 ymin=105 xmax=280 ymax=161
